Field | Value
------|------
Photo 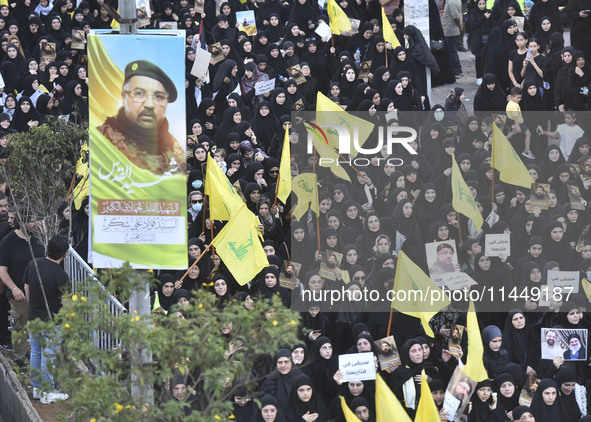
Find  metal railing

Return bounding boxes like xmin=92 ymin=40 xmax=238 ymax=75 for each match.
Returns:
xmin=65 ymin=247 xmax=127 ymax=373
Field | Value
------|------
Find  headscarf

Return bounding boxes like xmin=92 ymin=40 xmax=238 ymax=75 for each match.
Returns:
xmin=283 ymin=375 xmax=329 ymax=422
xmin=529 ymin=379 xmax=562 ymax=422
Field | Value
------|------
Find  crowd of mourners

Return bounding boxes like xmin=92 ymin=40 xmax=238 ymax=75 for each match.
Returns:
xmin=0 ymin=0 xmax=590 ymax=420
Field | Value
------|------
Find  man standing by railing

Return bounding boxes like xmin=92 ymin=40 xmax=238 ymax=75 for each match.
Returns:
xmin=24 ymin=235 xmax=70 ymax=405
xmin=0 ymin=209 xmax=44 ymax=365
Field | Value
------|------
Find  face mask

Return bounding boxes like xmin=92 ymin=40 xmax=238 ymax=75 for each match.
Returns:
xmin=192 ymin=179 xmax=203 ymax=189
xmin=587 ymin=271 xmax=591 ymax=280
xmin=192 ymin=202 xmax=202 ymax=212
xmin=434 ymin=111 xmax=444 ymax=121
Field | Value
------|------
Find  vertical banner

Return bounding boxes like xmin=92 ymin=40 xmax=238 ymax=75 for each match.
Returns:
xmin=88 ymin=32 xmax=187 ymax=269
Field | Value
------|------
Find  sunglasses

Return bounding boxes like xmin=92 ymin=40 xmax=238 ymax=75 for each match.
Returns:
xmin=353 ymin=276 xmax=366 ymax=281
xmin=191 ymin=199 xmax=203 ymax=204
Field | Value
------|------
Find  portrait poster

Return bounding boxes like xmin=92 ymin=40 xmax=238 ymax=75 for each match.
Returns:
xmin=425 ymin=239 xmax=460 ymax=287
xmin=287 ymin=64 xmax=306 ymax=85
xmin=88 ymin=31 xmax=187 ymax=269
xmin=540 ymin=328 xmax=588 ymax=361
xmin=195 ymin=0 xmax=204 ymax=14
xmin=568 ymin=185 xmax=586 ymax=210
xmin=40 ymin=41 xmax=57 ymax=67
xmin=518 ymin=375 xmax=540 ymax=406
xmin=374 ymin=335 xmax=400 ymax=372
xmin=319 ymin=250 xmax=342 ymax=281
xmin=209 ymin=42 xmax=225 ymax=64
xmin=71 ymin=29 xmax=86 ymax=49
xmin=443 ymin=367 xmax=477 ymax=421
xmin=530 ymin=183 xmax=550 ymax=210
xmin=279 ymin=261 xmax=301 ymax=290
xmin=236 ymin=11 xmax=256 ymax=36
xmin=358 ymin=60 xmax=372 ymax=80
xmin=448 ymin=324 xmax=464 ymax=357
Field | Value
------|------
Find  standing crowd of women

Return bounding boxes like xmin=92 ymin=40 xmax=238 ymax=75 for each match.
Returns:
xmin=1 ymin=0 xmax=591 ymax=420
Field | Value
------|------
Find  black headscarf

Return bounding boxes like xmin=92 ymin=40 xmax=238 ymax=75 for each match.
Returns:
xmin=283 ymin=375 xmax=329 ymax=422
xmin=473 ymin=73 xmax=506 ymax=112
xmin=529 ymin=379 xmax=563 ymax=422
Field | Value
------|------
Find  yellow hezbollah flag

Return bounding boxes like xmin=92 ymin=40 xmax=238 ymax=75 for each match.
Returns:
xmin=276 ymin=125 xmax=291 ymax=204
xmin=292 ymin=173 xmax=319 ymax=221
xmin=463 ymin=300 xmax=489 ymax=382
xmin=73 ymin=142 xmax=89 ymax=210
xmin=415 ymin=370 xmax=440 ymax=422
xmin=327 ymin=0 xmax=351 ymax=35
xmin=205 ymin=153 xmax=245 ymax=220
xmin=211 ymin=205 xmax=268 ymax=285
xmin=452 ymin=153 xmax=483 ymax=231
xmin=391 ymin=251 xmax=450 ymax=337
xmin=491 ymin=124 xmax=534 ymax=188
xmin=375 ymin=373 xmax=412 ymax=422
xmin=340 ymin=396 xmax=362 ymax=422
xmin=305 ymin=122 xmax=351 ymax=182
xmin=316 ymin=92 xmax=375 ymax=157
xmin=381 ymin=8 xmax=401 ymax=49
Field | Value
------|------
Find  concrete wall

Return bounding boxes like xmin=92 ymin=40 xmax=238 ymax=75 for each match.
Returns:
xmin=0 ymin=354 xmax=42 ymax=422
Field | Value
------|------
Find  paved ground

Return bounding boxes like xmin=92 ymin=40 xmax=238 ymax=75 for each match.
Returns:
xmin=430 ymin=30 xmax=571 ymax=111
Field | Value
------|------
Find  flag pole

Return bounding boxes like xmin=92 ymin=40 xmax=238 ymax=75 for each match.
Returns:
xmin=202 ymin=195 xmax=207 ymax=234
xmin=457 ymin=213 xmax=463 ymax=245
xmin=178 ymin=243 xmax=213 ymax=283
xmin=313 ymin=147 xmax=321 ymax=252
xmin=210 ymin=220 xmax=215 ymax=260
xmin=386 ymin=308 xmax=394 ymax=337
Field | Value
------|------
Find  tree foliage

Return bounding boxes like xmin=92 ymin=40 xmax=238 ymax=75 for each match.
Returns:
xmin=28 ymin=264 xmax=301 ymax=421
xmin=3 ymin=118 xmax=87 ymax=245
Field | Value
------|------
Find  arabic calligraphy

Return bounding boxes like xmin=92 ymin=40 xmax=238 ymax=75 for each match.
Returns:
xmin=98 ymin=158 xmax=180 ymax=194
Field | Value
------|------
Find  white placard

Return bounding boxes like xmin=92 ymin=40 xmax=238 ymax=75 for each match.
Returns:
xmin=484 ymin=234 xmax=511 ymax=257
xmin=190 ymin=48 xmax=212 ymax=79
xmin=315 ymin=21 xmax=332 ymax=41
xmin=441 ymin=272 xmax=477 ymax=290
xmin=255 ymin=78 xmax=276 ymax=95
xmin=338 ymin=352 xmax=376 ymax=382
xmin=547 ymin=270 xmax=579 ymax=294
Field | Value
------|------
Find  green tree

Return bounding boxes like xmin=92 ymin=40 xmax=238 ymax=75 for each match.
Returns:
xmin=28 ymin=265 xmax=301 ymax=421
xmin=2 ymin=118 xmax=87 ymax=245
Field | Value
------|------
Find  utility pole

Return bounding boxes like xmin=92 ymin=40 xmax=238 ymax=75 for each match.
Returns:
xmin=116 ymin=0 xmax=154 ymax=404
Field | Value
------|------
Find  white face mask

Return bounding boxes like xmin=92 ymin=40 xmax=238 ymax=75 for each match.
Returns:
xmin=434 ymin=111 xmax=444 ymax=121
xmin=587 ymin=271 xmax=591 ymax=280
xmin=192 ymin=202 xmax=202 ymax=212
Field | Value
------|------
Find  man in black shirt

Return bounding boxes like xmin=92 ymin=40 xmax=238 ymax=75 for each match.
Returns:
xmin=0 ymin=211 xmax=45 ymax=362
xmin=24 ymin=235 xmax=69 ymax=404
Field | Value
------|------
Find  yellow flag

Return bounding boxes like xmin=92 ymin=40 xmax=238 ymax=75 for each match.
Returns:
xmin=204 ymin=153 xmax=245 ymax=220
xmin=391 ymin=251 xmax=450 ymax=337
xmin=381 ymin=8 xmax=401 ymax=49
xmin=415 ymin=370 xmax=440 ymax=422
xmin=327 ymin=0 xmax=351 ymax=35
xmin=211 ymin=205 xmax=268 ymax=285
xmin=292 ymin=173 xmax=319 ymax=221
xmin=452 ymin=153 xmax=483 ymax=231
xmin=305 ymin=122 xmax=351 ymax=182
xmin=463 ymin=300 xmax=488 ymax=382
xmin=316 ymin=92 xmax=375 ymax=157
xmin=582 ymin=278 xmax=591 ymax=299
xmin=491 ymin=124 xmax=535 ymax=188
xmin=375 ymin=373 xmax=413 ymax=422
xmin=340 ymin=396 xmax=362 ymax=422
xmin=276 ymin=125 xmax=291 ymax=204
xmin=73 ymin=143 xmax=89 ymax=209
